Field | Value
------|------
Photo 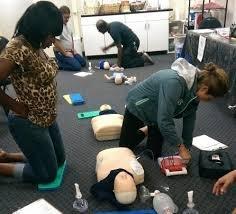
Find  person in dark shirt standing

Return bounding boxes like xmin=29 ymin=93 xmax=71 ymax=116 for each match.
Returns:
xmin=96 ymin=20 xmax=154 ymax=68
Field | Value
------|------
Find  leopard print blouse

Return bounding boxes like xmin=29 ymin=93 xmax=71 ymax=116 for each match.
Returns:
xmin=0 ymin=36 xmax=59 ymax=127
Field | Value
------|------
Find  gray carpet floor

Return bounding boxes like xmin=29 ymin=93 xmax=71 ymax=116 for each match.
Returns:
xmin=0 ymin=54 xmax=236 ymax=214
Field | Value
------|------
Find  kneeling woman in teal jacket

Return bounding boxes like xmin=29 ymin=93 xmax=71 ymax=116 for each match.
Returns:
xmin=119 ymin=58 xmax=229 ymax=163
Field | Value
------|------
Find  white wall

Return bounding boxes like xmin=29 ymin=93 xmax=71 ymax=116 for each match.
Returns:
xmin=0 ymin=0 xmax=32 ymax=39
xmin=226 ymin=0 xmax=236 ymax=26
xmin=0 ymin=0 xmax=81 ymax=56
xmin=169 ymin=0 xmax=188 ymax=21
xmin=0 ymin=0 xmax=75 ymax=40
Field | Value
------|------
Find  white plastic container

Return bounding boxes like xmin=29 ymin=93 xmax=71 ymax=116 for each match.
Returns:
xmin=153 ymin=191 xmax=178 ymax=214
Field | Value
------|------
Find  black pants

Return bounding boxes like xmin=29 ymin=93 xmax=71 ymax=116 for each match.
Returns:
xmin=119 ymin=109 xmax=163 ymax=159
xmin=121 ymin=39 xmax=144 ymax=68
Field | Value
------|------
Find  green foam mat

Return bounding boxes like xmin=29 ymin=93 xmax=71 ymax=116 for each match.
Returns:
xmin=77 ymin=110 xmax=100 ymax=119
xmin=38 ymin=160 xmax=66 ymax=191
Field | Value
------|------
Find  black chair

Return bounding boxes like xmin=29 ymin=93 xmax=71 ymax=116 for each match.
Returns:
xmin=0 ymin=36 xmax=11 ymax=116
xmin=0 ymin=79 xmax=11 ymax=116
xmin=199 ymin=17 xmax=222 ymax=29
xmin=0 ymin=36 xmax=8 ymax=51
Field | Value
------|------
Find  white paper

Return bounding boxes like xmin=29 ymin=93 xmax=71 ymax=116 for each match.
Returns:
xmin=197 ymin=35 xmax=206 ymax=62
xmin=215 ymin=27 xmax=230 ymax=37
xmin=63 ymin=94 xmax=72 ymax=104
xmin=192 ymin=135 xmax=228 ymax=151
xmin=73 ymin=72 xmax=93 ymax=77
xmin=192 ymin=29 xmax=214 ymax=34
xmin=13 ymin=199 xmax=62 ymax=214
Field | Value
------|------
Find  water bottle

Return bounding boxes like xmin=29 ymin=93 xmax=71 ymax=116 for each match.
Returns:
xmin=175 ymin=42 xmax=183 ymax=59
xmin=153 ymin=190 xmax=178 ymax=214
xmin=88 ymin=62 xmax=95 ymax=73
xmin=182 ymin=191 xmax=199 ymax=214
xmin=72 ymin=183 xmax=88 ymax=213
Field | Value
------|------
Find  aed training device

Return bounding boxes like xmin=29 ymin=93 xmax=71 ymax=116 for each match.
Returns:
xmin=158 ymin=155 xmax=187 ymax=176
xmin=77 ymin=110 xmax=100 ymax=119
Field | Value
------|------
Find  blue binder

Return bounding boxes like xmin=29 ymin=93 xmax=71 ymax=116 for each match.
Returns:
xmin=69 ymin=93 xmax=85 ymax=105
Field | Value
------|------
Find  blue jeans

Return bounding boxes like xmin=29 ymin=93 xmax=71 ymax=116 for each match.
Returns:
xmin=54 ymin=51 xmax=86 ymax=71
xmin=8 ymin=114 xmax=66 ymax=183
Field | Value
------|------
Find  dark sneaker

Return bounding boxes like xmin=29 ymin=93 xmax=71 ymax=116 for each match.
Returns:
xmin=143 ymin=52 xmax=154 ymax=65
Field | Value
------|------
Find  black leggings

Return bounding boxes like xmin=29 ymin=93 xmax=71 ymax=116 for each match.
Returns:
xmin=121 ymin=39 xmax=144 ymax=68
xmin=119 ymin=108 xmax=163 ymax=158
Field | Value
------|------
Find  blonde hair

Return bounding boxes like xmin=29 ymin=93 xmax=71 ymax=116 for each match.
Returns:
xmin=59 ymin=5 xmax=70 ymax=14
xmin=197 ymin=63 xmax=229 ymax=97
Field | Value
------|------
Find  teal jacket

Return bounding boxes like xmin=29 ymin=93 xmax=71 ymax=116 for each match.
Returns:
xmin=126 ymin=58 xmax=199 ymax=148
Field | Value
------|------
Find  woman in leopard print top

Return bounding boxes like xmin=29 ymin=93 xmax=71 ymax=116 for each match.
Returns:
xmin=0 ymin=1 xmax=66 ymax=183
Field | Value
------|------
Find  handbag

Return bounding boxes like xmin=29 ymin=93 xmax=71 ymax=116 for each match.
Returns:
xmin=199 ymin=149 xmax=233 ymax=179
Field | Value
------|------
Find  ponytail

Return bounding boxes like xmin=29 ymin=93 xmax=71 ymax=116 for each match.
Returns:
xmin=197 ymin=62 xmax=229 ymax=97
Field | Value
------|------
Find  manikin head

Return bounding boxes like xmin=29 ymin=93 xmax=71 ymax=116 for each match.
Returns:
xmin=113 ymin=171 xmax=137 ymax=204
xmin=96 ymin=19 xmax=109 ymax=34
xmin=100 ymin=104 xmax=112 ymax=111
xmin=115 ymin=73 xmax=123 ymax=85
xmin=103 ymin=61 xmax=110 ymax=70
xmin=196 ymin=63 xmax=229 ymax=101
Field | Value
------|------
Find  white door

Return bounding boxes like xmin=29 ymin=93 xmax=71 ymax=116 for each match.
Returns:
xmin=82 ymin=25 xmax=105 ymax=56
xmin=147 ymin=20 xmax=168 ymax=52
xmin=125 ymin=22 xmax=148 ymax=52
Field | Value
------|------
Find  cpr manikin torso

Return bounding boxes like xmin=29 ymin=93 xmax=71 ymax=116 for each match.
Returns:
xmin=96 ymin=147 xmax=144 ymax=204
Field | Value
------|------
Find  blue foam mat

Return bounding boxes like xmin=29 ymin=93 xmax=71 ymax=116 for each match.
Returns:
xmin=94 ymin=209 xmax=156 ymax=214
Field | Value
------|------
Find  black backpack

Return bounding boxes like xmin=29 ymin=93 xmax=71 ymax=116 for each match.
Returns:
xmin=199 ymin=149 xmax=233 ymax=179
xmin=199 ymin=17 xmax=222 ymax=29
